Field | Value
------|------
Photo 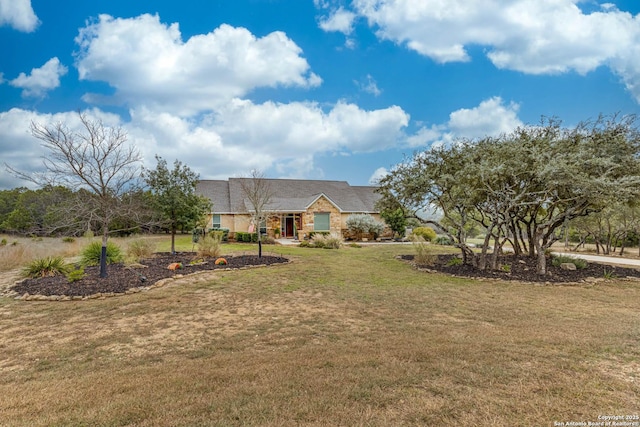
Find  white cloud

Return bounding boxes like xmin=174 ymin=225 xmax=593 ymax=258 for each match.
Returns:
xmin=405 ymin=124 xmax=446 ymax=147
xmin=1 ymin=96 xmax=526 ymax=189
xmin=368 ymin=167 xmax=388 ymax=184
xmin=0 ymin=98 xmax=409 ymax=188
xmin=447 ymin=97 xmax=522 ymax=138
xmin=75 ymin=14 xmax=322 ymax=115
xmin=352 ymin=0 xmax=640 ymax=100
xmin=129 ymin=100 xmax=409 ymax=179
xmin=407 ymin=97 xmax=523 ymax=148
xmin=355 ymin=74 xmax=382 ymax=96
xmin=0 ymin=0 xmax=39 ymax=32
xmin=9 ymin=57 xmax=68 ymax=97
xmin=319 ymin=7 xmax=357 ymax=35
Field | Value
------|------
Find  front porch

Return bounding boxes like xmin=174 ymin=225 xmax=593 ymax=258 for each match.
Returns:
xmin=268 ymin=213 xmax=303 ymax=240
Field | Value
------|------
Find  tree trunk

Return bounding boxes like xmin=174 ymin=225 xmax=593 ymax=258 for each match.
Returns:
xmin=490 ymin=235 xmax=500 ymax=271
xmin=572 ymin=236 xmax=586 ymax=252
xmin=170 ymin=226 xmax=176 ymax=255
xmin=533 ymin=232 xmax=547 ymax=275
xmin=527 ymin=222 xmax=536 ymax=258
xmin=478 ymin=232 xmax=492 ymax=270
xmin=510 ymin=221 xmax=522 ymax=256
xmin=100 ymin=226 xmax=108 ymax=278
xmin=257 ymin=218 xmax=263 ymax=258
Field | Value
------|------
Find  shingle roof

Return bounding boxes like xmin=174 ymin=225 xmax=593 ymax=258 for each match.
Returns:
xmin=195 ymin=180 xmax=232 ymax=213
xmin=196 ymin=178 xmax=380 ymax=213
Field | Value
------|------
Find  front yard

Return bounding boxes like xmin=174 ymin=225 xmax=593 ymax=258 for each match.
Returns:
xmin=0 ymin=241 xmax=638 ymax=426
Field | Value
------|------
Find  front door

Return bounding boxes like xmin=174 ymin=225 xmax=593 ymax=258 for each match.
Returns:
xmin=285 ymin=216 xmax=294 ymax=238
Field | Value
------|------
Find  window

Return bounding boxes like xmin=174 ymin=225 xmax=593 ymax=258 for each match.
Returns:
xmin=259 ymin=219 xmax=266 ymax=235
xmin=314 ymin=213 xmax=330 ymax=231
xmin=212 ymin=214 xmax=221 ymax=229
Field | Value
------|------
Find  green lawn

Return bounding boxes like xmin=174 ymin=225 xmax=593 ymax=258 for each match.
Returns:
xmin=0 ymin=241 xmax=638 ymax=426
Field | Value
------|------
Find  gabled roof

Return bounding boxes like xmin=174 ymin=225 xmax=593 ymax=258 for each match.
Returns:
xmin=305 ymin=193 xmax=342 ymax=211
xmin=195 ymin=178 xmax=380 ymax=214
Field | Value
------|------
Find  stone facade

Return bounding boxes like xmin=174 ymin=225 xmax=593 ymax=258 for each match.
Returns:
xmin=300 ymin=196 xmax=342 ymax=237
xmin=207 ymin=209 xmax=387 ymax=240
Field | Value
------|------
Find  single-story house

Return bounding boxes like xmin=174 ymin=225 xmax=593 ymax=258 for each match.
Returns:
xmin=195 ymin=178 xmax=382 ymax=239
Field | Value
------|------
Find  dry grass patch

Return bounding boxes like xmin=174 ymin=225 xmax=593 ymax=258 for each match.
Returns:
xmin=0 ymin=244 xmax=638 ymax=426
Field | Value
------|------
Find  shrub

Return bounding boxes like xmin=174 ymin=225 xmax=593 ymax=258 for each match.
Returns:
xmin=208 ymin=230 xmax=226 ymax=242
xmin=412 ymin=227 xmax=437 ymax=242
xmin=446 ymin=257 xmax=463 ymax=267
xmin=210 ymin=228 xmax=229 ymax=242
xmin=308 ymin=231 xmax=329 ymax=240
xmin=66 ymin=266 xmax=86 ymax=282
xmin=62 ymin=236 xmax=75 ymax=243
xmin=261 ymin=236 xmax=276 ymax=245
xmin=127 ymin=239 xmax=156 ymax=262
xmin=346 ymin=214 xmax=385 ymax=240
xmin=317 ymin=234 xmax=342 ymax=249
xmin=81 ymin=241 xmax=124 ymax=266
xmin=1 ymin=238 xmax=7 ymax=246
xmin=23 ymin=256 xmax=69 ymax=278
xmin=435 ymin=236 xmax=453 ymax=246
xmin=235 ymin=231 xmax=256 ymax=243
xmin=380 ymin=208 xmax=407 ymax=238
xmin=551 ymin=254 xmax=587 ymax=269
xmin=411 ymin=235 xmax=436 ymax=266
xmin=299 ymin=235 xmax=342 ymax=249
xmin=198 ymin=232 xmax=222 ymax=257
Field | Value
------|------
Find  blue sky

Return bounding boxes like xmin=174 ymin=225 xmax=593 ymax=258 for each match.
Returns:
xmin=2 ymin=0 xmax=640 ymax=190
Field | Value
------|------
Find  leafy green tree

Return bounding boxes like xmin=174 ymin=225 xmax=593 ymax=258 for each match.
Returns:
xmin=144 ymin=156 xmax=211 ymax=254
xmin=377 ymin=114 xmax=640 ymax=275
xmin=0 ymin=187 xmax=27 ymax=231
xmin=1 ymin=186 xmax=76 ymax=235
xmin=380 ymin=207 xmax=407 ymax=238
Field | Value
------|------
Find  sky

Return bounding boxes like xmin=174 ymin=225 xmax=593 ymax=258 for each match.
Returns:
xmin=1 ymin=0 xmax=640 ymax=190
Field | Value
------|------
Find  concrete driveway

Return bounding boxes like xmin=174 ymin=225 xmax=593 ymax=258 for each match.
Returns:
xmin=552 ymin=252 xmax=640 ymax=268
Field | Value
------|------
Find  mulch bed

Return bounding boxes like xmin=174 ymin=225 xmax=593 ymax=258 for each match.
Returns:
xmin=402 ymin=254 xmax=640 ymax=283
xmin=12 ymin=252 xmax=288 ymax=297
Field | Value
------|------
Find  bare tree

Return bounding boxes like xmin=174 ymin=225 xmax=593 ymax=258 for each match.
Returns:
xmin=6 ymin=112 xmax=144 ymax=277
xmin=238 ymin=170 xmax=275 ymax=258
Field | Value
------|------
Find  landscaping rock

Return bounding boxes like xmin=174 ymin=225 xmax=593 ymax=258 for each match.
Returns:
xmin=560 ymin=263 xmax=577 ymax=271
